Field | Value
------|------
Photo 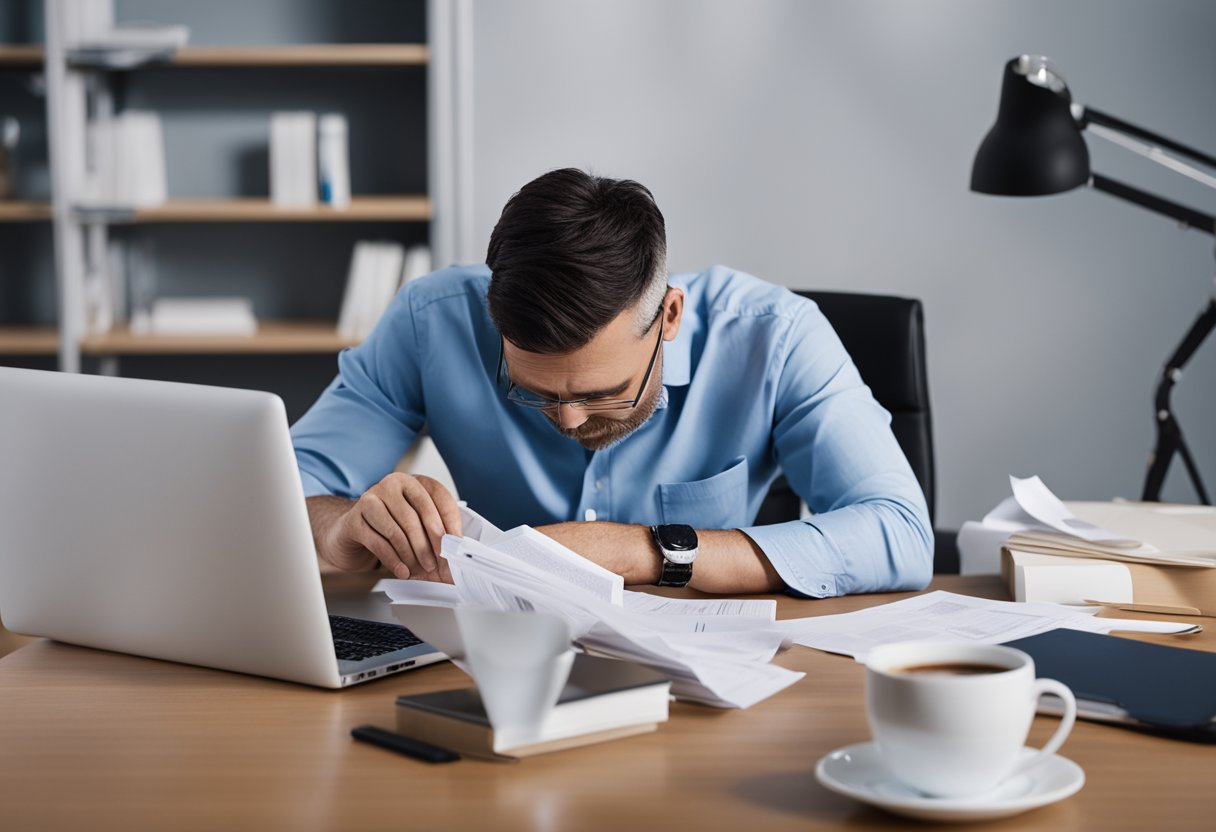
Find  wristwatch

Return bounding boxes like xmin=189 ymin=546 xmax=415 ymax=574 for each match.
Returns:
xmin=651 ymin=524 xmax=699 ymax=587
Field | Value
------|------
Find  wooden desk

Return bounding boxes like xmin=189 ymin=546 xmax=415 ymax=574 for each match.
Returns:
xmin=0 ymin=575 xmax=1211 ymax=831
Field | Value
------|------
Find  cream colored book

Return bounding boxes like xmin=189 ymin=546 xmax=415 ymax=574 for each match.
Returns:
xmin=1002 ymin=547 xmax=1216 ymax=616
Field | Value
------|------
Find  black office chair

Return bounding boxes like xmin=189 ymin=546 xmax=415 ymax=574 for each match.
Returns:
xmin=753 ymin=290 xmax=958 ymax=573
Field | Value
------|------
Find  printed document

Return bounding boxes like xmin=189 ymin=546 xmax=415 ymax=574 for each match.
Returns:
xmin=775 ymin=590 xmax=1198 ymax=661
xmin=377 ymin=505 xmax=801 ymax=709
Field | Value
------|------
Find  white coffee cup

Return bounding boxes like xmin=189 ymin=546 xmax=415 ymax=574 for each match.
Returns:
xmin=865 ymin=641 xmax=1076 ymax=798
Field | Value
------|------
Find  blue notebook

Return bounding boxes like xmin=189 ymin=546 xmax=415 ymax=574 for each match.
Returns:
xmin=1003 ymin=628 xmax=1216 ymax=743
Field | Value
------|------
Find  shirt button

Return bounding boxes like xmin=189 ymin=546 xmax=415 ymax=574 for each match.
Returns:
xmin=594 ymin=479 xmax=603 ymax=491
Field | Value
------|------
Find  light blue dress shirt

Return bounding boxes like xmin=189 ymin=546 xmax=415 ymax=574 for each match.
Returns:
xmin=291 ymin=264 xmax=933 ymax=597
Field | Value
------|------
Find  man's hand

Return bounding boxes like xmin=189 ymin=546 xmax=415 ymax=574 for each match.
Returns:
xmin=308 ymin=474 xmax=462 ymax=582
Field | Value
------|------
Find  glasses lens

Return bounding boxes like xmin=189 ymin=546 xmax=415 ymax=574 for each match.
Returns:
xmin=575 ymin=399 xmax=635 ymax=412
xmin=507 ymin=387 xmax=556 ymax=409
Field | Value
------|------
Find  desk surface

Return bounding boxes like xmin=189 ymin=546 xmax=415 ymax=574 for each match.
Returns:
xmin=1 ymin=575 xmax=1212 ymax=831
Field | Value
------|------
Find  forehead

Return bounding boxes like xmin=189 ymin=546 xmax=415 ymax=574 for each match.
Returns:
xmin=503 ymin=307 xmax=648 ymax=397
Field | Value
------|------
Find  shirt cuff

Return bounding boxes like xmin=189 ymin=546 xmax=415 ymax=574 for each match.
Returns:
xmin=740 ymin=519 xmax=842 ymax=598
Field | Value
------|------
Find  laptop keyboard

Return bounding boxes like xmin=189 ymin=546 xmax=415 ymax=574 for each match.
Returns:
xmin=329 ymin=615 xmax=423 ymax=662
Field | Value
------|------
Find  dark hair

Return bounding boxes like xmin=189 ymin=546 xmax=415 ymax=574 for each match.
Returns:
xmin=486 ymin=168 xmax=667 ymax=353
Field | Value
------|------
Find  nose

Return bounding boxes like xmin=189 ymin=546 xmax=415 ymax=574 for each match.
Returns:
xmin=557 ymin=402 xmax=590 ymax=430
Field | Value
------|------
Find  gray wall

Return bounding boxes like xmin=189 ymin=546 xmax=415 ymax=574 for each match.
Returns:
xmin=471 ymin=0 xmax=1216 ymax=528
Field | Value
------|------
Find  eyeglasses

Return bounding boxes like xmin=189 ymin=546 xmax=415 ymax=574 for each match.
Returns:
xmin=496 ymin=310 xmax=664 ymax=412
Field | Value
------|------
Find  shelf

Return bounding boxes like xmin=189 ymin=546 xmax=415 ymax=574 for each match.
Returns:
xmin=0 ymin=326 xmax=58 ymax=355
xmin=170 ymin=44 xmax=429 ymax=66
xmin=79 ymin=322 xmax=360 ymax=355
xmin=0 ymin=45 xmax=42 ymax=66
xmin=68 ymin=44 xmax=429 ymax=69
xmin=75 ymin=196 xmax=431 ymax=223
xmin=0 ymin=202 xmax=53 ymax=221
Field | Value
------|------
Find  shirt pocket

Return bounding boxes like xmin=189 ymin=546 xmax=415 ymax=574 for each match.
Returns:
xmin=658 ymin=456 xmax=749 ymax=529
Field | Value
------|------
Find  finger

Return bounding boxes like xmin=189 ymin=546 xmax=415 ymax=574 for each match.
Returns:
xmin=437 ymin=557 xmax=454 ymax=584
xmin=380 ymin=482 xmax=440 ymax=574
xmin=359 ymin=498 xmax=422 ymax=579
xmin=395 ymin=477 xmax=450 ymax=571
xmin=354 ymin=523 xmax=409 ymax=579
xmin=418 ymin=476 xmax=464 ymax=539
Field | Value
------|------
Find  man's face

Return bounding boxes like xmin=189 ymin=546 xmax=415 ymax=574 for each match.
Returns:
xmin=501 ymin=293 xmax=678 ymax=451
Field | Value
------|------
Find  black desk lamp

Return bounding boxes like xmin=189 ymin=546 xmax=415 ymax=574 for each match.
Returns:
xmin=971 ymin=54 xmax=1216 ymax=505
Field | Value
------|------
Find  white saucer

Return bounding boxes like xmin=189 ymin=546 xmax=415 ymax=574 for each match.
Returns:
xmin=814 ymin=742 xmax=1085 ymax=823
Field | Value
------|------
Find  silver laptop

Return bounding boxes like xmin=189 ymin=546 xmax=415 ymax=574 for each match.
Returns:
xmin=0 ymin=367 xmax=446 ymax=687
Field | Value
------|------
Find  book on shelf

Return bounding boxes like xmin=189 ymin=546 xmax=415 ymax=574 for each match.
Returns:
xmin=81 ymin=111 xmax=168 ymax=209
xmin=336 ymin=242 xmax=431 ymax=340
xmin=270 ymin=112 xmax=317 ymax=207
xmin=395 ymin=653 xmax=671 ymax=761
xmin=131 ymin=297 xmax=258 ymax=337
xmin=317 ymin=113 xmax=351 ymax=208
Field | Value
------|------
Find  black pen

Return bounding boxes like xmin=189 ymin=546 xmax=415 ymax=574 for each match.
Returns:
xmin=351 ymin=725 xmax=461 ymax=763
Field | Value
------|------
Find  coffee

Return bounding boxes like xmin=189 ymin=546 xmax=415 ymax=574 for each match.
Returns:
xmin=895 ymin=662 xmax=1008 ymax=676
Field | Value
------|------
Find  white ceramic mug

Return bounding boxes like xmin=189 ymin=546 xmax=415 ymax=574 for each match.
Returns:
xmin=865 ymin=641 xmax=1076 ymax=798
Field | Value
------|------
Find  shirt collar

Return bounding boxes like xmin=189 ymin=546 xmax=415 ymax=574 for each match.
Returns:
xmin=660 ymin=314 xmax=695 ymax=389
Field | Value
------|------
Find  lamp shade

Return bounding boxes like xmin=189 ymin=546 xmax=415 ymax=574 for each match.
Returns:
xmin=971 ymin=55 xmax=1090 ymax=196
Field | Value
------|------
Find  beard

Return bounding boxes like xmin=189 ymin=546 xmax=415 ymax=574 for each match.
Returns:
xmin=546 ymin=371 xmax=664 ymax=451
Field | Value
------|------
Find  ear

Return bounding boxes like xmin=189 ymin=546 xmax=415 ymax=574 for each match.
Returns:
xmin=661 ymin=287 xmax=684 ymax=342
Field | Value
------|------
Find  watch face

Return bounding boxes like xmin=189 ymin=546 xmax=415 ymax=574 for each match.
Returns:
xmin=656 ymin=523 xmax=695 ymax=561
xmin=656 ymin=524 xmax=698 ymax=554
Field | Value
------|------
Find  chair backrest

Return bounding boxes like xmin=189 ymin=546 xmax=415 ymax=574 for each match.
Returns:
xmin=755 ymin=290 xmax=936 ymax=525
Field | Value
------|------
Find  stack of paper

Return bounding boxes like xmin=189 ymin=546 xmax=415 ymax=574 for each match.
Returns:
xmin=959 ymin=475 xmax=1216 ymax=573
xmin=62 ymin=0 xmax=188 ymax=67
xmin=270 ymin=112 xmax=317 ymax=207
xmin=378 ymin=506 xmax=803 ymax=709
xmin=61 ymin=0 xmax=188 ymax=49
xmin=336 ymin=243 xmax=430 ymax=340
xmin=139 ymin=298 xmax=257 ymax=336
xmin=82 ymin=111 xmax=168 ymax=209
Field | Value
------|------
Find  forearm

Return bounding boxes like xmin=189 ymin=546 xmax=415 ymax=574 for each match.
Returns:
xmin=535 ymin=522 xmax=784 ymax=594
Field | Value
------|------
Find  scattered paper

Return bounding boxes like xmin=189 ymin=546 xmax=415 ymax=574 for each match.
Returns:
xmin=388 ymin=530 xmax=801 ymax=709
xmin=1011 ymin=475 xmax=1141 ymax=547
xmin=458 ymin=502 xmax=503 ymax=545
xmin=774 ymin=591 xmax=1198 ymax=661
xmin=622 ymin=592 xmax=776 ymax=620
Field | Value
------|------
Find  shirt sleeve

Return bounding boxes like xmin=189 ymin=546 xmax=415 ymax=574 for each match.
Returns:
xmin=289 ymin=287 xmax=427 ymax=499
xmin=740 ymin=302 xmax=933 ymax=597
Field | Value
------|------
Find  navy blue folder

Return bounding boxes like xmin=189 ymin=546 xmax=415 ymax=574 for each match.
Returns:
xmin=1003 ymin=628 xmax=1216 ymax=743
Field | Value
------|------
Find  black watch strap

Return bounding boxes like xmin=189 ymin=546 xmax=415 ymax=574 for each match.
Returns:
xmin=657 ymin=559 xmax=693 ymax=588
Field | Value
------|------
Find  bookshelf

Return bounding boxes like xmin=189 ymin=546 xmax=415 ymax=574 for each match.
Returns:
xmin=0 ymin=44 xmax=42 ymax=65
xmin=80 ymin=322 xmax=360 ymax=355
xmin=83 ymin=196 xmax=433 ymax=224
xmin=9 ymin=0 xmax=474 ymax=410
xmin=169 ymin=44 xmax=430 ymax=67
xmin=0 ymin=326 xmax=58 ymax=355
xmin=0 ymin=201 xmax=52 ymax=221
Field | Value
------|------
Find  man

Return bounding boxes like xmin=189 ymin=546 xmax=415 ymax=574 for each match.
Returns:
xmin=292 ymin=168 xmax=932 ymax=597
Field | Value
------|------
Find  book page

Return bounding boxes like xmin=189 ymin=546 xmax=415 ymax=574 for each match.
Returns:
xmin=490 ymin=526 xmax=624 ymax=606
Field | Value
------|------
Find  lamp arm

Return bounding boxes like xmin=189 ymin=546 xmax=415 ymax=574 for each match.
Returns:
xmin=1081 ymin=106 xmax=1216 ymax=171
xmin=1090 ymin=173 xmax=1216 ymax=236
